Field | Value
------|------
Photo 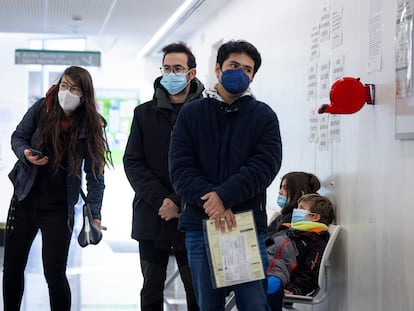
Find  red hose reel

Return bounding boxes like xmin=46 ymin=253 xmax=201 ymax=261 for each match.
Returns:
xmin=318 ymin=77 xmax=375 ymax=114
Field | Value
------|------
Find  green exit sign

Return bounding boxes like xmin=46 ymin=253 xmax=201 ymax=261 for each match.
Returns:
xmin=15 ymin=49 xmax=101 ymax=67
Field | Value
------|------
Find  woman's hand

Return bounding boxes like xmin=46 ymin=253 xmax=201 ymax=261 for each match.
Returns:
xmin=94 ymin=219 xmax=102 ymax=229
xmin=24 ymin=148 xmax=48 ymax=165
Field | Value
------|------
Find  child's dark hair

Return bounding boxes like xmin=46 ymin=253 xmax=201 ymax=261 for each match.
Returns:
xmin=216 ymin=40 xmax=262 ymax=75
xmin=298 ymin=193 xmax=335 ymax=225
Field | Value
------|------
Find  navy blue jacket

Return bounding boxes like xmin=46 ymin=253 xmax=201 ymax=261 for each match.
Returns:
xmin=169 ymin=93 xmax=282 ymax=233
xmin=8 ymin=99 xmax=105 ymax=223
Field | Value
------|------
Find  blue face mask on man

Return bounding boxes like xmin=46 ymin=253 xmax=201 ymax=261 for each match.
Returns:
xmin=291 ymin=209 xmax=310 ymax=223
xmin=221 ymin=68 xmax=250 ymax=94
xmin=160 ymin=72 xmax=189 ymax=95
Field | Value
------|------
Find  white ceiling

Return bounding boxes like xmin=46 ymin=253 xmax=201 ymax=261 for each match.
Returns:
xmin=0 ymin=0 xmax=228 ymax=57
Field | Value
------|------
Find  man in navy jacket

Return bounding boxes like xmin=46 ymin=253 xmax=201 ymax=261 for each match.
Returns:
xmin=169 ymin=40 xmax=282 ymax=311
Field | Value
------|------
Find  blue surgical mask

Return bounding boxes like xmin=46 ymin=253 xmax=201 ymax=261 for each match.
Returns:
xmin=277 ymin=195 xmax=290 ymax=208
xmin=221 ymin=68 xmax=250 ymax=94
xmin=291 ymin=209 xmax=310 ymax=223
xmin=160 ymin=72 xmax=189 ymax=95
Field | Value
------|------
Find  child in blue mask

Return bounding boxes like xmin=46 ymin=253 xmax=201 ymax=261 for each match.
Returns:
xmin=266 ymin=193 xmax=335 ymax=311
xmin=267 ymin=171 xmax=321 ymax=238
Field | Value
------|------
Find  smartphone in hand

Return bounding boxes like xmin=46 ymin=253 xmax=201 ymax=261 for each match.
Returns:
xmin=29 ymin=147 xmax=45 ymax=158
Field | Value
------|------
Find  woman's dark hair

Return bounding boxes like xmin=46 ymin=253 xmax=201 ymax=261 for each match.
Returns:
xmin=280 ymin=171 xmax=321 ymax=215
xmin=216 ymin=40 xmax=262 ymax=75
xmin=162 ymin=42 xmax=196 ymax=69
xmin=34 ymin=66 xmax=112 ymax=179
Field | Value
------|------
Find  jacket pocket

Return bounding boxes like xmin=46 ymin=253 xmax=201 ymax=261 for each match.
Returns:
xmin=8 ymin=160 xmax=34 ymax=201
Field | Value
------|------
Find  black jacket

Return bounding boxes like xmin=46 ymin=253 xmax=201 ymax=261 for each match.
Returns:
xmin=285 ymin=229 xmax=330 ymax=295
xmin=123 ymin=77 xmax=204 ymax=241
xmin=9 ymin=99 xmax=105 ymax=223
xmin=266 ymin=202 xmax=299 ymax=239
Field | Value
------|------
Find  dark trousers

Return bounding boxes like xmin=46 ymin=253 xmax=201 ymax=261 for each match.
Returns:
xmin=2 ymin=196 xmax=72 ymax=311
xmin=267 ymin=288 xmax=284 ymax=311
xmin=139 ymin=239 xmax=199 ymax=311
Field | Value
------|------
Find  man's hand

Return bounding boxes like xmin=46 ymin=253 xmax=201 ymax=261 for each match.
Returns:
xmin=158 ymin=198 xmax=179 ymax=221
xmin=201 ymin=191 xmax=225 ymax=219
xmin=201 ymin=191 xmax=236 ymax=232
xmin=215 ymin=209 xmax=237 ymax=233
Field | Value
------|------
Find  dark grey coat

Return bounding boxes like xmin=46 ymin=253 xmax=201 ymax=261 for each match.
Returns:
xmin=123 ymin=77 xmax=205 ymax=241
xmin=9 ymin=99 xmax=105 ymax=223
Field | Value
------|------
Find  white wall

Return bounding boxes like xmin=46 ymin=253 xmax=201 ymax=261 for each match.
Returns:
xmin=183 ymin=0 xmax=414 ymax=310
xmin=0 ymin=34 xmax=30 ymax=221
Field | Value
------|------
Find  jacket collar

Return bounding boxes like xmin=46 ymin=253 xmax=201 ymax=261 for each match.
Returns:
xmin=153 ymin=76 xmax=205 ymax=110
xmin=205 ymin=84 xmax=255 ymax=103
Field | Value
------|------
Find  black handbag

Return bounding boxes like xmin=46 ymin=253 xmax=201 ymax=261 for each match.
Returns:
xmin=78 ymin=189 xmax=102 ymax=247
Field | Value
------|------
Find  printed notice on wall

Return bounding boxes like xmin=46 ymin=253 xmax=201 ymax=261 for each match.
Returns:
xmin=395 ymin=0 xmax=413 ymax=98
xmin=332 ymin=55 xmax=345 ymax=82
xmin=331 ymin=5 xmax=343 ymax=48
xmin=309 ymin=107 xmax=319 ymax=143
xmin=330 ymin=114 xmax=341 ymax=143
xmin=307 ymin=63 xmax=318 ymax=100
xmin=320 ymin=4 xmax=331 ymax=42
xmin=318 ymin=114 xmax=329 ymax=151
xmin=310 ymin=23 xmax=320 ymax=60
xmin=319 ymin=60 xmax=331 ymax=98
xmin=368 ymin=0 xmax=383 ymax=73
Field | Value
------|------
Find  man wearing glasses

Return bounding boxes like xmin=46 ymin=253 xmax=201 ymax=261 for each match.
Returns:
xmin=123 ymin=42 xmax=204 ymax=311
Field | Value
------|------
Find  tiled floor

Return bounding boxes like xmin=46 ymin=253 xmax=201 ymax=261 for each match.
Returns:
xmin=0 ymin=167 xmax=188 ymax=310
xmin=0 ymin=238 xmax=187 ymax=310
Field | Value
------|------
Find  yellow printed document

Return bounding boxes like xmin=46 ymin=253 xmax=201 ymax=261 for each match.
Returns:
xmin=204 ymin=210 xmax=265 ymax=288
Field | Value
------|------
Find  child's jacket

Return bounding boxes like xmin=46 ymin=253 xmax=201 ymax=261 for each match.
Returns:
xmin=266 ymin=222 xmax=330 ymax=295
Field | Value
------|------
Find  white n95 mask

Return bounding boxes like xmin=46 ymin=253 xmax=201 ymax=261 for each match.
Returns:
xmin=58 ymin=90 xmax=81 ymax=111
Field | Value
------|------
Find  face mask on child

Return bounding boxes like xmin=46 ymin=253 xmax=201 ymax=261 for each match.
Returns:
xmin=291 ymin=209 xmax=310 ymax=223
xmin=277 ymin=195 xmax=290 ymax=208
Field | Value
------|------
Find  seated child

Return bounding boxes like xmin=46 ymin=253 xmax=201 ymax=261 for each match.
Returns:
xmin=267 ymin=171 xmax=321 ymax=238
xmin=266 ymin=193 xmax=335 ymax=311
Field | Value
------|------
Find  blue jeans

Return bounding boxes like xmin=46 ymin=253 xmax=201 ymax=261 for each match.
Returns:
xmin=185 ymin=231 xmax=271 ymax=311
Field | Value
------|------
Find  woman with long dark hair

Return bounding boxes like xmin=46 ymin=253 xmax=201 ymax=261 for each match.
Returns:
xmin=3 ymin=66 xmax=112 ymax=311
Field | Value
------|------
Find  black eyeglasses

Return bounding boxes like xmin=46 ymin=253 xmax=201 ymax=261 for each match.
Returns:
xmin=59 ymin=82 xmax=82 ymax=96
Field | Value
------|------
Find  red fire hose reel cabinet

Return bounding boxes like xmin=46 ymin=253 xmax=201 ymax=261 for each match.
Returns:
xmin=318 ymin=77 xmax=375 ymax=114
